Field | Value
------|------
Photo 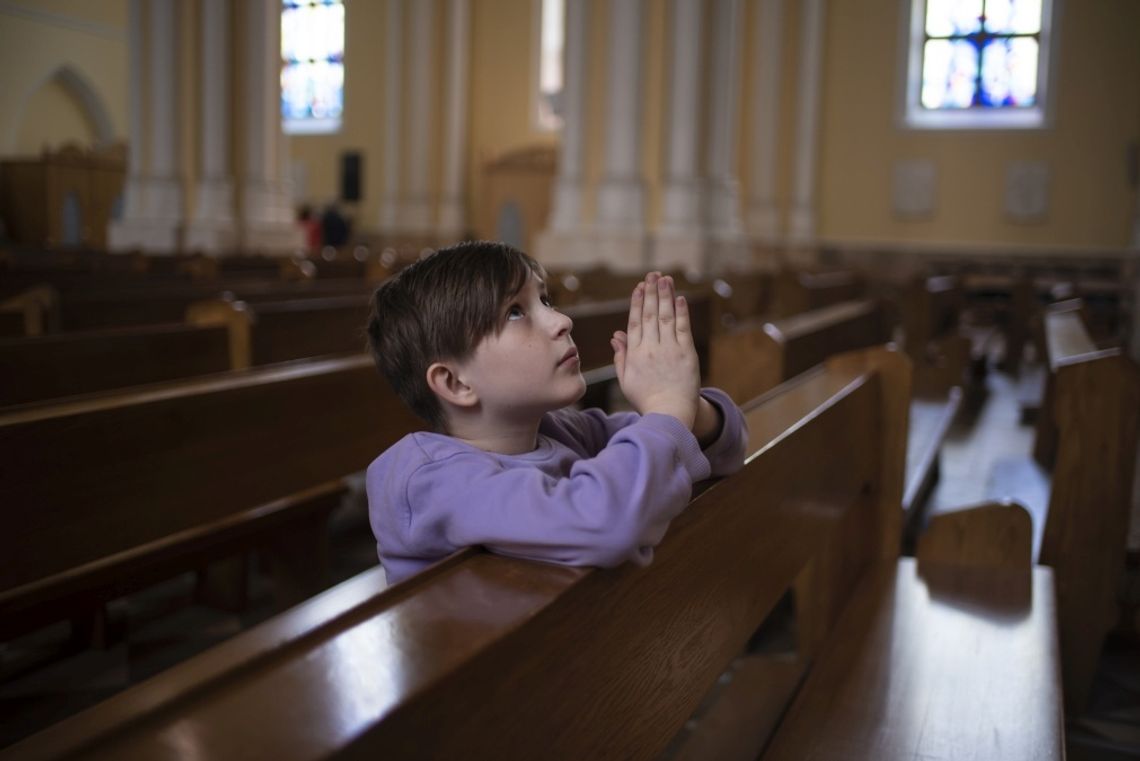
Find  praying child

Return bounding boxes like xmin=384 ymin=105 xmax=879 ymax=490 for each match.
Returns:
xmin=365 ymin=241 xmax=748 ymax=584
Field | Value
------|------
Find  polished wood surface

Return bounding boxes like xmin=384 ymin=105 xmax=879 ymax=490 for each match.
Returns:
xmin=3 ymin=348 xmax=904 ymax=761
xmin=773 ymin=268 xmax=864 ymax=318
xmin=916 ymin=500 xmax=1033 ymax=570
xmin=1040 ymin=351 xmax=1140 ymax=713
xmin=1033 ymin=299 xmax=1114 ymax=469
xmin=763 ymin=558 xmax=1064 ymax=761
xmin=0 ymin=323 xmax=232 ymax=406
xmin=0 ymin=355 xmax=422 ymax=637
xmin=710 ymin=299 xmax=891 ymax=404
xmin=902 ymin=389 xmax=962 ymax=526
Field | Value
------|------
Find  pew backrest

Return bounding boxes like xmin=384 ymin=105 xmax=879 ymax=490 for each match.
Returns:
xmin=0 ymin=355 xmax=422 ymax=635
xmin=1036 ymin=304 xmax=1140 ymax=712
xmin=709 ymin=299 xmax=891 ymax=403
xmin=0 ymin=323 xmax=232 ymax=407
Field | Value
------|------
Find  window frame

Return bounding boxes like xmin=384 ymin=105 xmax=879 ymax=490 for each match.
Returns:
xmin=897 ymin=0 xmax=1061 ymax=130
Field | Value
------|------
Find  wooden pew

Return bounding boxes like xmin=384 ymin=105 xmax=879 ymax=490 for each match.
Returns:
xmin=772 ymin=268 xmax=863 ymax=318
xmin=0 ymin=323 xmax=234 ymax=407
xmin=1032 ymin=301 xmax=1140 ymax=713
xmin=1032 ymin=299 xmax=1099 ymax=470
xmin=0 ymin=285 xmax=58 ymax=337
xmin=51 ymin=278 xmax=373 ymax=332
xmin=0 ymin=356 xmax=423 ymax=642
xmin=707 ymin=298 xmax=891 ymax=404
xmin=2 ymin=347 xmax=1063 ymax=760
xmin=0 ymin=294 xmax=372 ymax=408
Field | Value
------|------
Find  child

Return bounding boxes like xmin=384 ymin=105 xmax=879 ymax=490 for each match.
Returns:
xmin=365 ymin=241 xmax=748 ymax=584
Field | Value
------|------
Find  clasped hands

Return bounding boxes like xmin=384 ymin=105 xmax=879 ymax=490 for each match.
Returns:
xmin=610 ymin=272 xmax=720 ymax=442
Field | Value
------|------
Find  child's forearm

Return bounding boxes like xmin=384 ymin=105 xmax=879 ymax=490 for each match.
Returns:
xmin=692 ymin=395 xmax=723 ymax=448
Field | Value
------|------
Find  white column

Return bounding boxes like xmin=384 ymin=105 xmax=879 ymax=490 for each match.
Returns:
xmin=787 ymin=0 xmax=826 ymax=246
xmin=240 ymin=0 xmax=302 ymax=252
xmin=123 ymin=0 xmax=146 ymax=220
xmin=400 ymin=0 xmax=437 ymax=233
xmin=437 ymin=0 xmax=470 ymax=239
xmin=185 ymin=0 xmax=236 ymax=254
xmin=548 ymin=0 xmax=589 ymax=233
xmin=378 ymin=0 xmax=403 ymax=230
xmin=658 ymin=0 xmax=703 ymax=236
xmin=748 ymin=0 xmax=784 ymax=243
xmin=108 ymin=0 xmax=148 ymax=251
xmin=705 ymin=0 xmax=743 ymax=235
xmin=594 ymin=0 xmax=646 ymax=236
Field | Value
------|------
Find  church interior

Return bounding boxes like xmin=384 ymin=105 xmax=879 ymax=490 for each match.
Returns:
xmin=1 ymin=0 xmax=1139 ymax=758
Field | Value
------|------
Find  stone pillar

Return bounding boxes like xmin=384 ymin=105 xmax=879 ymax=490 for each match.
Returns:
xmin=747 ymin=0 xmax=784 ymax=245
xmin=593 ymin=0 xmax=647 ymax=270
xmin=547 ymin=0 xmax=589 ymax=234
xmin=109 ymin=0 xmax=184 ymax=253
xmin=378 ymin=0 xmax=404 ymax=230
xmin=703 ymin=0 xmax=747 ymax=269
xmin=239 ymin=0 xmax=302 ymax=252
xmin=787 ymin=0 xmax=826 ymax=246
xmin=122 ymin=0 xmax=146 ymax=222
xmin=437 ymin=0 xmax=471 ymax=240
xmin=535 ymin=0 xmax=596 ymax=267
xmin=400 ymin=0 xmax=437 ymax=233
xmin=185 ymin=0 xmax=236 ymax=254
xmin=654 ymin=0 xmax=705 ymax=272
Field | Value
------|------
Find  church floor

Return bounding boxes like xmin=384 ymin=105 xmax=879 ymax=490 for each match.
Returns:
xmin=1 ymin=366 xmax=1138 ymax=757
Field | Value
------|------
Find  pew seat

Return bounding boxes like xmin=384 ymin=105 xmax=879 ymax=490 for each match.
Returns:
xmin=902 ymin=388 xmax=962 ymax=536
xmin=762 ymin=555 xmax=1063 ymax=760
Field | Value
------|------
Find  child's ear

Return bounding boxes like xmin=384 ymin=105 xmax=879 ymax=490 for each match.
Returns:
xmin=426 ymin=361 xmax=477 ymax=408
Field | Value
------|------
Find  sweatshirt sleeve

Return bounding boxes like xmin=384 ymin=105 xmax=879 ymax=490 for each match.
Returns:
xmin=402 ymin=414 xmax=710 ymax=570
xmin=697 ymin=387 xmax=750 ymax=478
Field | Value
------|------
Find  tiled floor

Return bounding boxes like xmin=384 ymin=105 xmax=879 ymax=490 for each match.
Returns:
xmin=2 ymin=366 xmax=1138 ymax=756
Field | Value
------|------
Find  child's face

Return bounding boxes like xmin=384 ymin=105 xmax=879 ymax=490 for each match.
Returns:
xmin=456 ymin=273 xmax=586 ymax=420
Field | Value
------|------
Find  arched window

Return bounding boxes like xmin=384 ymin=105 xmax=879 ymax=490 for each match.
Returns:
xmin=902 ymin=0 xmax=1057 ymax=129
xmin=281 ymin=0 xmax=345 ymax=135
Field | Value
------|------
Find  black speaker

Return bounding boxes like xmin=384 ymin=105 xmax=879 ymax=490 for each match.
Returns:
xmin=341 ymin=151 xmax=362 ymax=202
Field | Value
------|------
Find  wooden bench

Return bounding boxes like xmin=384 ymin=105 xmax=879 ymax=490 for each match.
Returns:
xmin=1 ymin=347 xmax=1064 ymax=760
xmin=0 ymin=291 xmax=380 ymax=407
xmin=1030 ymin=300 xmax=1140 ymax=712
xmin=707 ymin=298 xmax=891 ymax=404
xmin=772 ymin=267 xmax=863 ymax=318
xmin=0 ymin=356 xmax=423 ymax=643
xmin=50 ymin=278 xmax=373 ymax=332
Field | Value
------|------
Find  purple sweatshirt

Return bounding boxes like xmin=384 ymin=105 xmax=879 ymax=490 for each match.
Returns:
xmin=366 ymin=388 xmax=749 ymax=584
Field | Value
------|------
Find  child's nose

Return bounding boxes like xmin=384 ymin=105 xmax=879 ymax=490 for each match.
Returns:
xmin=552 ymin=309 xmax=573 ymax=336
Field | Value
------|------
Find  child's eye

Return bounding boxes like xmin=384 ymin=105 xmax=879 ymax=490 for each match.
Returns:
xmin=506 ymin=305 xmax=525 ymax=320
xmin=540 ymin=294 xmax=553 ymax=308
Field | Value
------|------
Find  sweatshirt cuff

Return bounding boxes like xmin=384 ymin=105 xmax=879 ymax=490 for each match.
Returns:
xmin=640 ymin=412 xmax=711 ymax=482
xmin=698 ymin=388 xmax=748 ymax=471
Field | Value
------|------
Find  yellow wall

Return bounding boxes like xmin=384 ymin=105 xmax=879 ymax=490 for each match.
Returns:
xmin=14 ymin=79 xmax=97 ymax=154
xmin=815 ymin=0 xmax=1140 ymax=249
xmin=469 ymin=0 xmax=558 ymax=232
xmin=0 ymin=1 xmax=128 ymax=155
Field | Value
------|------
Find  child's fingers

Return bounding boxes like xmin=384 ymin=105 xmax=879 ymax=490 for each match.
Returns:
xmin=627 ymin=283 xmax=644 ymax=345
xmin=642 ymin=272 xmax=660 ymax=342
xmin=657 ymin=276 xmax=676 ymax=340
xmin=611 ymin=332 xmax=627 ymax=378
xmin=674 ymin=293 xmax=692 ymax=343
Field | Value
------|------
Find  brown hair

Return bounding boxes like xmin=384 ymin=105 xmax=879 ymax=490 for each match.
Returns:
xmin=366 ymin=240 xmax=545 ymax=431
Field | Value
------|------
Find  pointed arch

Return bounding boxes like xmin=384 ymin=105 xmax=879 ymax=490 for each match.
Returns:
xmin=6 ymin=64 xmax=116 ymax=152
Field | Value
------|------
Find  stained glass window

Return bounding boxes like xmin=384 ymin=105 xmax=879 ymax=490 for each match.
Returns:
xmin=905 ymin=0 xmax=1053 ymax=128
xmin=281 ymin=0 xmax=344 ymax=135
